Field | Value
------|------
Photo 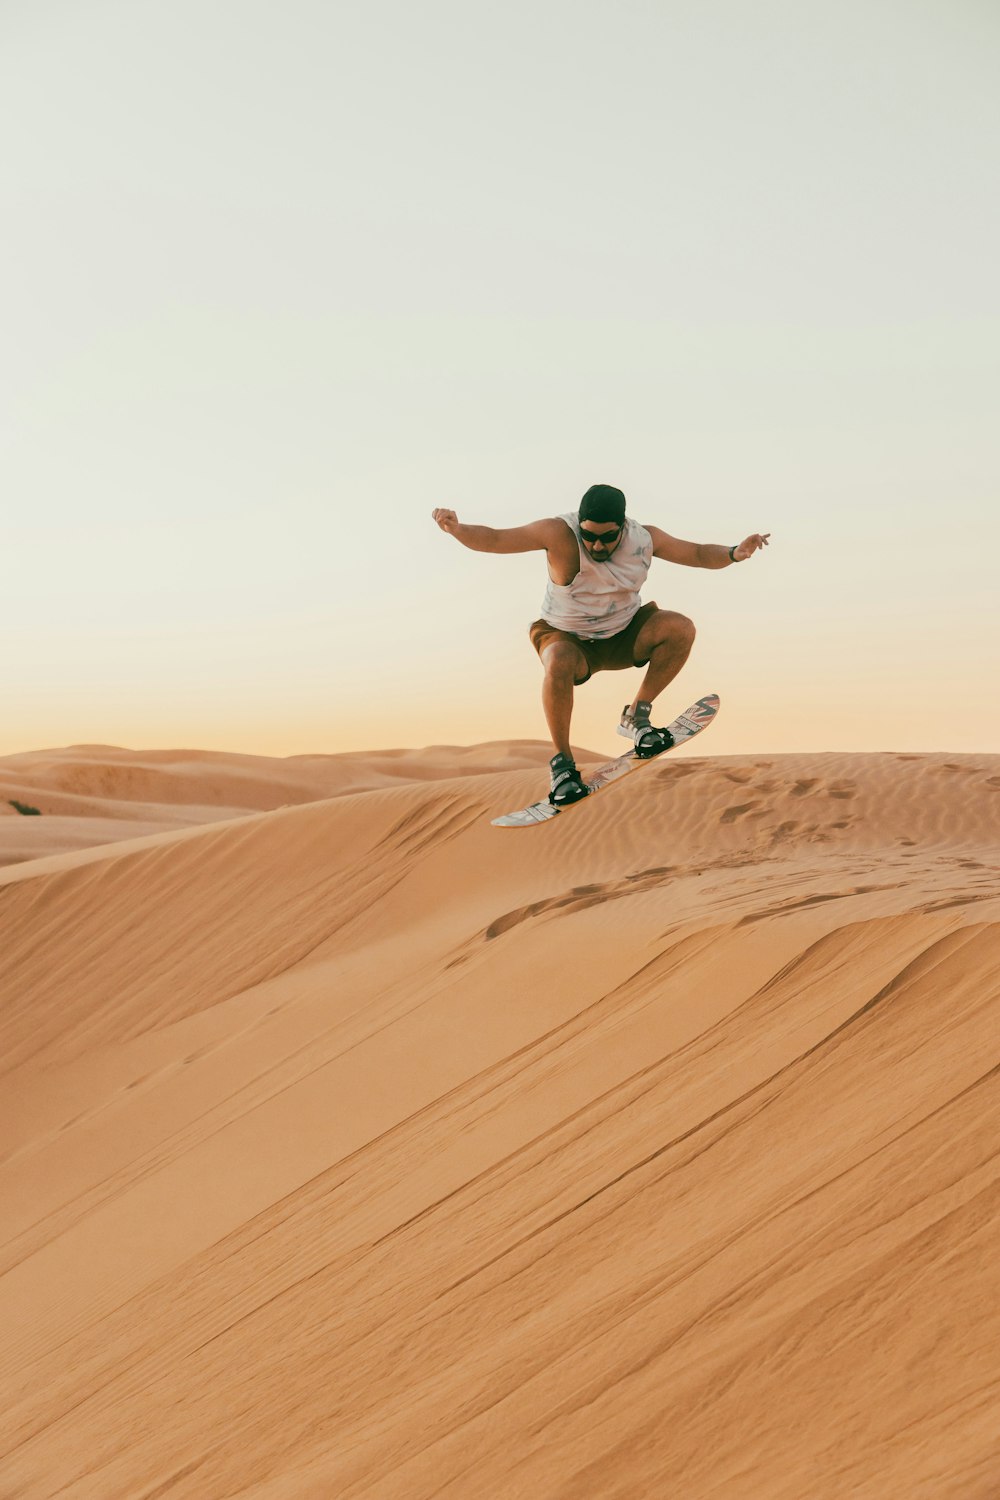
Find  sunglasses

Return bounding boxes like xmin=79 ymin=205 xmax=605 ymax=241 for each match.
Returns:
xmin=581 ymin=525 xmax=623 ymax=546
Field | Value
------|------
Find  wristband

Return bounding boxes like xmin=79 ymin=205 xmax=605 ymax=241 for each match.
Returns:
xmin=728 ymin=545 xmax=739 ymax=562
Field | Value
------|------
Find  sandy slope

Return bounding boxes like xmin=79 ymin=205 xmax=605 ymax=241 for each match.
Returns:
xmin=1 ymin=748 xmax=998 ymax=1498
xmin=0 ymin=740 xmax=598 ymax=867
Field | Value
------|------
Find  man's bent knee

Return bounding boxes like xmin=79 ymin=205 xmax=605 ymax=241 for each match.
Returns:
xmin=542 ymin=642 xmax=588 ymax=681
xmin=654 ymin=610 xmax=695 ymax=639
xmin=638 ymin=611 xmax=696 ymax=657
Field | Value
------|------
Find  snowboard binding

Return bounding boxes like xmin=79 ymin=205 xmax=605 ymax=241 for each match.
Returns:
xmin=617 ymin=703 xmax=676 ymax=759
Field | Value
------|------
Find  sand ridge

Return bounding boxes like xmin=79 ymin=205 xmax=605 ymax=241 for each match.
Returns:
xmin=1 ymin=747 xmax=998 ymax=1497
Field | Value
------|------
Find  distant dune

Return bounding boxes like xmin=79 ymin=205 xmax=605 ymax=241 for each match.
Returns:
xmin=1 ymin=746 xmax=998 ymax=1497
xmin=0 ymin=740 xmax=601 ymax=868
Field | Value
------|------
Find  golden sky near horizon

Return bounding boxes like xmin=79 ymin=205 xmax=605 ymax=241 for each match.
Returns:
xmin=2 ymin=0 xmax=998 ymax=759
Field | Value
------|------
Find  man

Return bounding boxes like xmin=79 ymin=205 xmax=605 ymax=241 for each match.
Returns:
xmin=432 ymin=483 xmax=769 ymax=805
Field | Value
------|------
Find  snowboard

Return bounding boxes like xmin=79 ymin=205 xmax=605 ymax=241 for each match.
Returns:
xmin=491 ymin=693 xmax=720 ymax=827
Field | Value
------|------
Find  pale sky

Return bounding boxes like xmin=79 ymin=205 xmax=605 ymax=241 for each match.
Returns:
xmin=3 ymin=0 xmax=998 ymax=759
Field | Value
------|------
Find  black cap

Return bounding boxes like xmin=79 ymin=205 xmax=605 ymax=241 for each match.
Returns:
xmin=579 ymin=484 xmax=626 ymax=525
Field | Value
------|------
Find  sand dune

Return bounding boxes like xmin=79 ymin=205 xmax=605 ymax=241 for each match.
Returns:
xmin=0 ymin=740 xmax=598 ymax=867
xmin=1 ymin=748 xmax=998 ymax=1497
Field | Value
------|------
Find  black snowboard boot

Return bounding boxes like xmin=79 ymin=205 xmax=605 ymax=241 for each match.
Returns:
xmin=548 ymin=752 xmax=590 ymax=806
xmin=617 ymin=701 xmax=675 ymax=759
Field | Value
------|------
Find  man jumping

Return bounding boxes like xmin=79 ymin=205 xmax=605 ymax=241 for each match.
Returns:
xmin=432 ymin=483 xmax=769 ymax=806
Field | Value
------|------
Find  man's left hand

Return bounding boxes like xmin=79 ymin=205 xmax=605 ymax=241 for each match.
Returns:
xmin=734 ymin=533 xmax=770 ymax=561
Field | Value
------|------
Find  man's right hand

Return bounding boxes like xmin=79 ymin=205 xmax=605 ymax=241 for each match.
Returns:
xmin=432 ymin=508 xmax=459 ymax=534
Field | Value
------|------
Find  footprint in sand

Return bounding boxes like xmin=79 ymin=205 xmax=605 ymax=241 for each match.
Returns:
xmin=485 ymin=867 xmax=680 ymax=940
xmin=721 ymin=801 xmax=760 ymax=824
xmin=791 ymin=779 xmax=818 ymax=797
xmin=656 ymin=762 xmax=700 ymax=781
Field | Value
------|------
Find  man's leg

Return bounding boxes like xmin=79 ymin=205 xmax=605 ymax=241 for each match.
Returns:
xmin=540 ymin=640 xmax=589 ymax=758
xmin=628 ymin=611 xmax=696 ymax=715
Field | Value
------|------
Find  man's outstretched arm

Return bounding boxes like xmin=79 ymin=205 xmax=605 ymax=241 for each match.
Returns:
xmin=646 ymin=525 xmax=771 ymax=569
xmin=432 ymin=509 xmax=563 ymax=554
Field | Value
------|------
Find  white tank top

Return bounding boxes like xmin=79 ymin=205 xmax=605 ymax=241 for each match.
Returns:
xmin=540 ymin=513 xmax=653 ymax=640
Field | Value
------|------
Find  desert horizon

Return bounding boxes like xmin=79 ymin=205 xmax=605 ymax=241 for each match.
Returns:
xmin=2 ymin=737 xmax=998 ymax=1496
xmin=0 ymin=739 xmax=604 ymax=870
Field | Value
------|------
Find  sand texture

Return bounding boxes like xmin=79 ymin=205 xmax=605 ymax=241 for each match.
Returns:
xmin=1 ymin=747 xmax=999 ymax=1498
